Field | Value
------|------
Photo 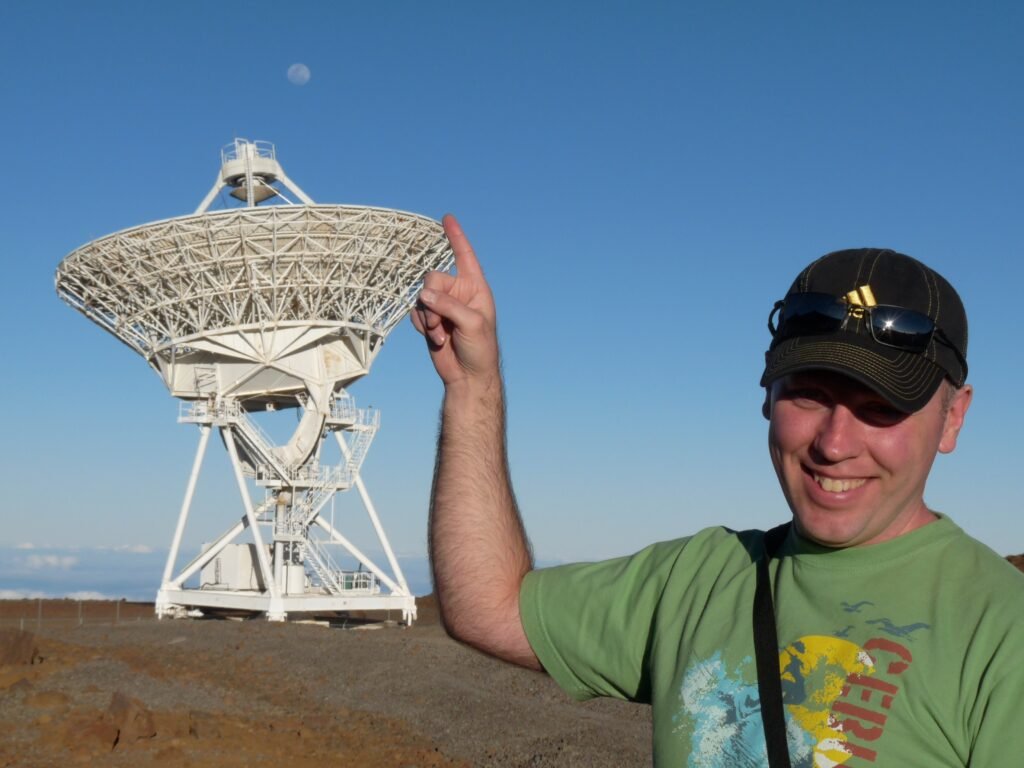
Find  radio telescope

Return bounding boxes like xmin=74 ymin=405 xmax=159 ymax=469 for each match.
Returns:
xmin=55 ymin=139 xmax=453 ymax=622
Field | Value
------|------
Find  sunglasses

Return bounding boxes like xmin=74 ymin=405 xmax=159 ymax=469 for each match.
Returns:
xmin=768 ymin=292 xmax=966 ymax=370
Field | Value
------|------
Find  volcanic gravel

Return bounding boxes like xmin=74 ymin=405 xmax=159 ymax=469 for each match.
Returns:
xmin=0 ymin=601 xmax=652 ymax=767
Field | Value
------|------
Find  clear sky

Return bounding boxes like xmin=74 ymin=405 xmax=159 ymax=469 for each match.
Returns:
xmin=1 ymin=2 xmax=1022 ymax=598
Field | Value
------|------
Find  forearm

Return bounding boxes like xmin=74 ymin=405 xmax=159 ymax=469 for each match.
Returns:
xmin=429 ymin=372 xmax=540 ymax=670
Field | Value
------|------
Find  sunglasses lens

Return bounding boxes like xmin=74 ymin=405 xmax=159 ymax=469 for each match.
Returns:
xmin=868 ymin=306 xmax=934 ymax=351
xmin=774 ymin=294 xmax=939 ymax=353
xmin=778 ymin=293 xmax=846 ymax=338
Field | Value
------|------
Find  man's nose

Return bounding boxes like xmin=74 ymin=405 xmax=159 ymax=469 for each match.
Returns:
xmin=812 ymin=404 xmax=862 ymax=463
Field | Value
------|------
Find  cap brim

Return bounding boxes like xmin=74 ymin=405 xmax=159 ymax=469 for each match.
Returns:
xmin=760 ymin=334 xmax=946 ymax=413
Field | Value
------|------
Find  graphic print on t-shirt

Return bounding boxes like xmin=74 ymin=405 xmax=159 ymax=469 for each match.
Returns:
xmin=676 ymin=610 xmax=927 ymax=767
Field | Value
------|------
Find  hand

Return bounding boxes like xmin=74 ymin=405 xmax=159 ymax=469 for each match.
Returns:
xmin=412 ymin=215 xmax=500 ymax=386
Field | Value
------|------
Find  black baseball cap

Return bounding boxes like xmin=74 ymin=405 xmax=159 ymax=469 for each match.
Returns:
xmin=761 ymin=248 xmax=968 ymax=413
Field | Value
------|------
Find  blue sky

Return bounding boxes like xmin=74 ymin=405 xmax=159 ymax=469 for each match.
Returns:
xmin=1 ymin=2 xmax=1022 ymax=598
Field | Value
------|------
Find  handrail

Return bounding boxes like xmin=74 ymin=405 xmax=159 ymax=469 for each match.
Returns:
xmin=179 ymin=399 xmax=242 ymax=422
xmin=303 ymin=538 xmax=346 ymax=594
xmin=330 ymin=391 xmax=357 ymax=422
xmin=178 ymin=398 xmax=378 ymax=491
xmin=257 ymin=460 xmax=352 ymax=489
xmin=303 ymin=537 xmax=379 ymax=595
xmin=178 ymin=400 xmax=294 ymax=481
xmin=233 ymin=409 xmax=278 ymax=458
xmin=221 ymin=139 xmax=276 ymax=164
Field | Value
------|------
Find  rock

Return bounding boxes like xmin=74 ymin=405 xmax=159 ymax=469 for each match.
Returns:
xmin=188 ymin=710 xmax=222 ymax=740
xmin=25 ymin=690 xmax=70 ymax=710
xmin=62 ymin=715 xmax=120 ymax=754
xmin=107 ymin=690 xmax=157 ymax=743
xmin=153 ymin=710 xmax=192 ymax=740
xmin=77 ymin=721 xmax=121 ymax=753
xmin=0 ymin=629 xmax=38 ymax=666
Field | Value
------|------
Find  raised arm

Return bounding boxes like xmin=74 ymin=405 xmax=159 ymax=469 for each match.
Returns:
xmin=412 ymin=215 xmax=540 ymax=670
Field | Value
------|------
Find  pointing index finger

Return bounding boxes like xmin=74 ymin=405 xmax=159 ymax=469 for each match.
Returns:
xmin=443 ymin=213 xmax=484 ymax=278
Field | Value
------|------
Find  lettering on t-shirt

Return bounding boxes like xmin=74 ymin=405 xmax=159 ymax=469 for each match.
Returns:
xmin=830 ymin=637 xmax=913 ymax=763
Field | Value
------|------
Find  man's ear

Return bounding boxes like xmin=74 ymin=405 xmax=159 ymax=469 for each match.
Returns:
xmin=939 ymin=384 xmax=973 ymax=454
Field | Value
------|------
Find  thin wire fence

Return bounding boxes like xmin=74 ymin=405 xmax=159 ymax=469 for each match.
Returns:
xmin=0 ymin=600 xmax=156 ymax=632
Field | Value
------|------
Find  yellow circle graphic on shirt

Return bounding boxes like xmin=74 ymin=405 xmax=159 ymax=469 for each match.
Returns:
xmin=779 ymin=636 xmax=876 ymax=767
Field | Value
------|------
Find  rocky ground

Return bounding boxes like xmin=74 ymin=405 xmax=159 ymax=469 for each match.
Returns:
xmin=0 ymin=598 xmax=652 ymax=768
xmin=5 ymin=553 xmax=1023 ymax=768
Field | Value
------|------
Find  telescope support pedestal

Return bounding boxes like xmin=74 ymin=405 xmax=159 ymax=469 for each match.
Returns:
xmin=155 ymin=394 xmax=416 ymax=624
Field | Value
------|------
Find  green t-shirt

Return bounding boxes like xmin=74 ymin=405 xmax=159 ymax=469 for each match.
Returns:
xmin=520 ymin=516 xmax=1024 ymax=767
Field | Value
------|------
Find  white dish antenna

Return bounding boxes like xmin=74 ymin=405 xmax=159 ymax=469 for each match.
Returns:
xmin=55 ymin=139 xmax=453 ymax=622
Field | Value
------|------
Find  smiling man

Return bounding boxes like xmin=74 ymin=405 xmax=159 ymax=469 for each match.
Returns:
xmin=766 ymin=369 xmax=963 ymax=548
xmin=760 ymin=248 xmax=973 ymax=553
xmin=414 ymin=218 xmax=1024 ymax=767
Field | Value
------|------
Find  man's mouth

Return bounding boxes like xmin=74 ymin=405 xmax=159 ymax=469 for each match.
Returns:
xmin=813 ymin=473 xmax=867 ymax=493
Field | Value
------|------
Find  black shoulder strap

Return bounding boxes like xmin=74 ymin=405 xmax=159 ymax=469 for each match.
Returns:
xmin=754 ymin=523 xmax=792 ymax=768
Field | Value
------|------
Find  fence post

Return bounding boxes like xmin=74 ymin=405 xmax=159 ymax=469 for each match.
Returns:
xmin=116 ymin=601 xmax=120 ymax=625
xmin=37 ymin=598 xmax=42 ymax=632
xmin=78 ymin=600 xmax=83 ymax=627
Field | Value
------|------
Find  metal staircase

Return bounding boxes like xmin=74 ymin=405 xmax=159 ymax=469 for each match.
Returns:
xmin=302 ymin=537 xmax=379 ymax=595
xmin=297 ymin=407 xmax=380 ymax=524
xmin=231 ymin=410 xmax=293 ymax=481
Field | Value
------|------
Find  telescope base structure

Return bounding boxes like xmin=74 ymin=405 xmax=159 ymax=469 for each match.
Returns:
xmin=155 ymin=395 xmax=417 ymax=625
xmin=155 ymin=588 xmax=416 ymax=622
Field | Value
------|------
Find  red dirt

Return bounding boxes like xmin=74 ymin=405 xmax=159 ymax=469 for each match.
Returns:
xmin=0 ymin=599 xmax=651 ymax=767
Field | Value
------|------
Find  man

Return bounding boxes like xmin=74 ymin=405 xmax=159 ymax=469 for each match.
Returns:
xmin=413 ymin=215 xmax=1024 ymax=766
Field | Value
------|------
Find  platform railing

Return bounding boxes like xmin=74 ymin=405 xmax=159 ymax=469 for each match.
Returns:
xmin=221 ymin=139 xmax=275 ymax=164
xmin=302 ymin=538 xmax=379 ymax=595
xmin=329 ymin=391 xmax=357 ymax=422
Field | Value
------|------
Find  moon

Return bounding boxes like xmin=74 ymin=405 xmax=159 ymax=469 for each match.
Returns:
xmin=287 ymin=63 xmax=311 ymax=86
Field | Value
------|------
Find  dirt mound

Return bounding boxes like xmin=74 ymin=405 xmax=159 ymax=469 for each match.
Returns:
xmin=1008 ymin=554 xmax=1024 ymax=573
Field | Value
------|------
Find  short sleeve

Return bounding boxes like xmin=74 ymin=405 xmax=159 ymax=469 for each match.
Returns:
xmin=520 ymin=538 xmax=691 ymax=703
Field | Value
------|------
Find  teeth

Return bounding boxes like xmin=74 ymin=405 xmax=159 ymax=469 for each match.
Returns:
xmin=814 ymin=474 xmax=866 ymax=493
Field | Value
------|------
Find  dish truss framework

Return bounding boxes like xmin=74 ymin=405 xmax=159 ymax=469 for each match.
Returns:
xmin=55 ymin=139 xmax=454 ymax=622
